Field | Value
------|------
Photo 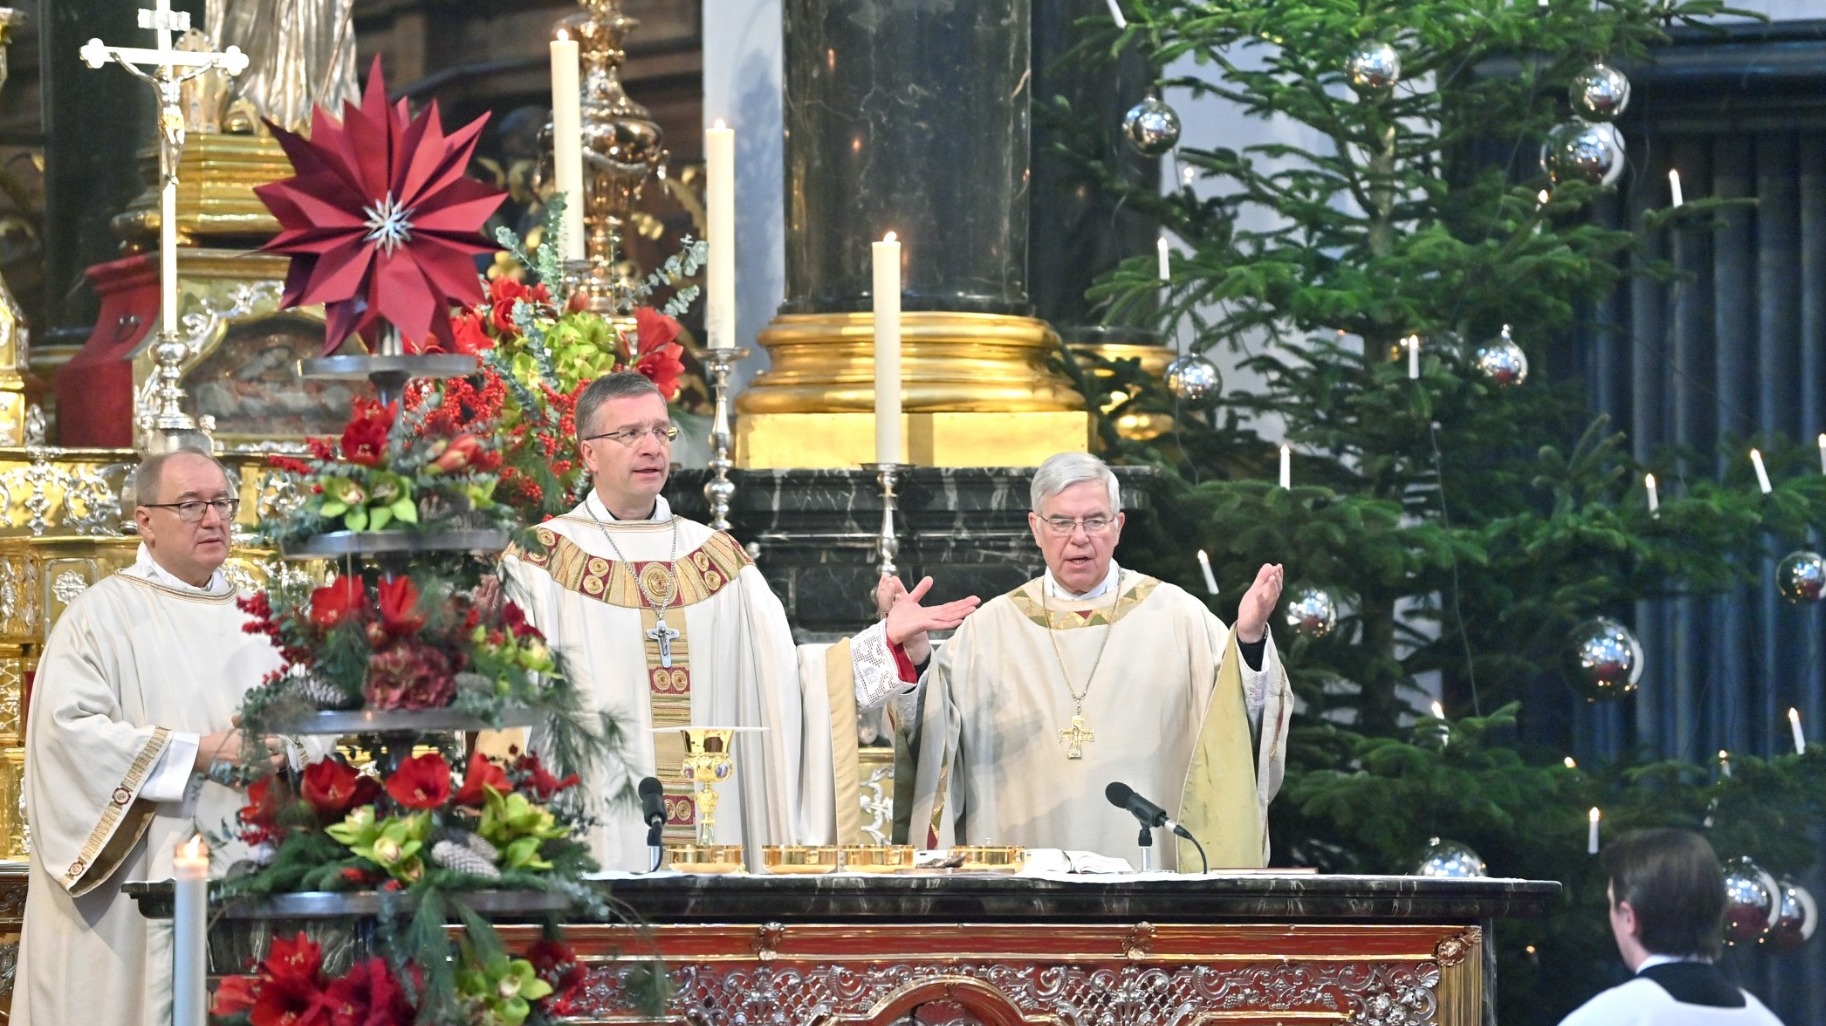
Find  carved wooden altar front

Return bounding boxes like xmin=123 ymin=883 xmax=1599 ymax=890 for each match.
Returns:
xmin=501 ymin=873 xmax=1556 ymax=1026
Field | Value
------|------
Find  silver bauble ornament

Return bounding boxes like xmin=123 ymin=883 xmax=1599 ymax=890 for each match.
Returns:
xmin=1473 ymin=324 xmax=1529 ymax=388
xmin=1567 ymin=616 xmax=1644 ymax=700
xmin=1284 ymin=586 xmax=1339 ymax=639
xmin=1163 ymin=354 xmax=1220 ymax=403
xmin=1769 ymin=880 xmax=1819 ymax=952
xmin=1722 ymin=856 xmax=1780 ymax=943
xmin=1415 ymin=838 xmax=1487 ymax=878
xmin=1568 ymin=62 xmax=1632 ymax=122
xmin=1346 ymin=40 xmax=1401 ymax=95
xmin=1541 ymin=119 xmax=1625 ymax=187
xmin=1776 ymin=550 xmax=1826 ymax=604
xmin=1122 ymin=95 xmax=1182 ymax=158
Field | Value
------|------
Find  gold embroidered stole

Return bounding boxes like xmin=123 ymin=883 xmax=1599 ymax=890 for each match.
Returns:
xmin=512 ymin=524 xmax=751 ymax=845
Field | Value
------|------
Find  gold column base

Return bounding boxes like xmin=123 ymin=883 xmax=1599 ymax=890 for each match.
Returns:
xmin=737 ymin=311 xmax=1084 ymax=414
xmin=1069 ymin=339 xmax=1180 ymax=442
xmin=736 ymin=410 xmax=1092 ymax=469
xmin=112 ymin=132 xmax=293 ymax=248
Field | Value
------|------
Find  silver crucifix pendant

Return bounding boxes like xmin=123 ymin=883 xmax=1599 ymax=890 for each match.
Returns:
xmin=647 ymin=618 xmax=681 ymax=668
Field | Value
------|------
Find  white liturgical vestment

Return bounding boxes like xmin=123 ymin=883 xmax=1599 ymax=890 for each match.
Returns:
xmin=15 ymin=547 xmax=282 ymax=1026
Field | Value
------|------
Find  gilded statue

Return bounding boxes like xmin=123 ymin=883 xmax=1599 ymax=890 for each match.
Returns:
xmin=203 ymin=0 xmax=359 ymax=133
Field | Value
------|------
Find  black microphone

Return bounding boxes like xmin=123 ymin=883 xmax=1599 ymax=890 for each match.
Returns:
xmin=637 ymin=776 xmax=666 ymax=829
xmin=1105 ymin=781 xmax=1193 ymax=840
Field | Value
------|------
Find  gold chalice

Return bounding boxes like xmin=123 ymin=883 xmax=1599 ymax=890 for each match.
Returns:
xmin=680 ymin=727 xmax=737 ymax=846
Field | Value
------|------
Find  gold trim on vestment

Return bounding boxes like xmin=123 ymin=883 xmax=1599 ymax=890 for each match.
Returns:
xmin=1006 ymin=576 xmax=1159 ymax=631
xmin=63 ymin=725 xmax=172 ymax=894
xmin=113 ymin=571 xmax=241 ymax=603
xmin=509 ymin=526 xmax=752 ymax=609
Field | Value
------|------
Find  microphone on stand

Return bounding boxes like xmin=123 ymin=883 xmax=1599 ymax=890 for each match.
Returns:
xmin=1105 ymin=781 xmax=1209 ymax=874
xmin=638 ymin=776 xmax=666 ymax=872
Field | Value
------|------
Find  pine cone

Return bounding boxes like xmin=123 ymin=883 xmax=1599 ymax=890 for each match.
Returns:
xmin=454 ymin=672 xmax=494 ymax=699
xmin=463 ymin=831 xmax=501 ymax=864
xmin=288 ymin=672 xmax=361 ymax=710
xmin=431 ymin=839 xmax=501 ymax=880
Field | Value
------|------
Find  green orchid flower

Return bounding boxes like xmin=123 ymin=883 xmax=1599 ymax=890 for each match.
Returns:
xmin=317 ymin=477 xmax=367 ymax=518
xmin=479 ymin=789 xmax=567 ymax=869
xmin=457 ymin=954 xmax=553 ymax=1026
xmin=327 ymin=809 xmax=430 ymax=881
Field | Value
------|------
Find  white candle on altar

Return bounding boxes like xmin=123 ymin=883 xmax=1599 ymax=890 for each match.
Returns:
xmin=1587 ymin=807 xmax=1601 ymax=855
xmin=1751 ymin=448 xmax=1773 ymax=494
xmin=549 ymin=35 xmax=586 ymax=262
xmin=1645 ymin=472 xmax=1659 ymax=517
xmin=705 ymin=120 xmax=736 ymax=349
xmin=173 ymin=834 xmax=209 ymax=1026
xmin=1157 ymin=236 xmax=1170 ymax=282
xmin=1668 ymin=169 xmax=1685 ymax=208
xmin=1278 ymin=443 xmax=1291 ymax=490
xmin=160 ymin=176 xmax=179 ymax=336
xmin=1789 ymin=707 xmax=1806 ymax=755
xmin=1196 ymin=549 xmax=1219 ymax=596
xmin=873 ymin=232 xmax=902 ymax=465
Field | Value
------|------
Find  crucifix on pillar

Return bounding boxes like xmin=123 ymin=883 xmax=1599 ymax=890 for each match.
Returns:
xmin=80 ymin=0 xmax=249 ymax=453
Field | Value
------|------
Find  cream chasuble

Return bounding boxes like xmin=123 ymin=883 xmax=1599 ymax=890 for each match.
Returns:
xmin=15 ymin=570 xmax=282 ymax=1026
xmin=503 ymin=496 xmax=841 ymax=870
xmin=907 ymin=570 xmax=1292 ymax=869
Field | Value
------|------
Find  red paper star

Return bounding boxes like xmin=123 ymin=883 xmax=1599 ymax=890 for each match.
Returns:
xmin=255 ymin=57 xmax=506 ymax=355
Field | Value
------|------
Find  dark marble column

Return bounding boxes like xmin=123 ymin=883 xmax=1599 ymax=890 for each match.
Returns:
xmin=1029 ymin=0 xmax=1161 ymax=343
xmin=780 ymin=0 xmax=1030 ymax=317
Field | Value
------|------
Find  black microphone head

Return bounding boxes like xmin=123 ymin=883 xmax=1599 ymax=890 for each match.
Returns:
xmin=638 ymin=776 xmax=664 ymax=800
xmin=1105 ymin=781 xmax=1134 ymax=808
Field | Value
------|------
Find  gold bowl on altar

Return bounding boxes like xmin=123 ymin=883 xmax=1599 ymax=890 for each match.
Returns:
xmin=665 ymin=843 xmax=746 ymax=874
xmin=950 ymin=845 xmax=1027 ymax=872
xmin=840 ymin=844 xmax=917 ymax=872
xmin=762 ymin=845 xmax=843 ymax=874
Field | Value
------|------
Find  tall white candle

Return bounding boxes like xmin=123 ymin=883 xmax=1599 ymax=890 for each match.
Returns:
xmin=1751 ymin=448 xmax=1773 ymax=494
xmin=173 ymin=834 xmax=209 ymax=1026
xmin=1790 ymin=707 xmax=1806 ymax=754
xmin=1668 ymin=169 xmax=1684 ymax=208
xmin=1157 ymin=236 xmax=1170 ymax=282
xmin=705 ymin=121 xmax=736 ymax=350
xmin=549 ymin=36 xmax=586 ymax=262
xmin=1279 ymin=443 xmax=1291 ymax=490
xmin=160 ymin=178 xmax=179 ymax=337
xmin=1645 ymin=472 xmax=1659 ymax=517
xmin=1195 ymin=549 xmax=1219 ymax=595
xmin=1406 ymin=335 xmax=1420 ymax=380
xmin=1718 ymin=749 xmax=1732 ymax=778
xmin=872 ymin=232 xmax=902 ymax=465
xmin=1587 ymin=807 xmax=1601 ymax=855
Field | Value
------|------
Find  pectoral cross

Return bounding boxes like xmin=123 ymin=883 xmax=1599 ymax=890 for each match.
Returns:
xmin=647 ymin=617 xmax=681 ymax=668
xmin=1058 ymin=713 xmax=1095 ymax=760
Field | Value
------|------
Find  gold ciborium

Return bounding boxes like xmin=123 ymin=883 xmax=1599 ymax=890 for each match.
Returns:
xmin=679 ymin=727 xmax=736 ymax=845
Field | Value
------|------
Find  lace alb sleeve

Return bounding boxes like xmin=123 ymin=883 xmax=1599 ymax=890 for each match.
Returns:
xmin=852 ymin=620 xmax=915 ymax=712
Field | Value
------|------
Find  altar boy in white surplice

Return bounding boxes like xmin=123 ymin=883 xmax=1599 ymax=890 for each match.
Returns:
xmin=15 ymin=450 xmax=292 ymax=1026
xmin=904 ymin=453 xmax=1294 ymax=870
xmin=503 ymin=372 xmax=977 ymax=870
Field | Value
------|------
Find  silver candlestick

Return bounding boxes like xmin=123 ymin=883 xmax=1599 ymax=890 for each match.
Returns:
xmin=862 ymin=462 xmax=904 ymax=578
xmin=701 ymin=346 xmax=749 ymax=532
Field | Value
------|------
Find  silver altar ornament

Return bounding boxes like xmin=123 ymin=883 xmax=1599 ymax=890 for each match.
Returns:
xmin=1541 ymin=119 xmax=1625 ymax=187
xmin=1415 ymin=838 xmax=1486 ymax=878
xmin=1284 ymin=586 xmax=1338 ymax=639
xmin=1776 ymin=550 xmax=1826 ymax=604
xmin=1722 ymin=856 xmax=1779 ymax=943
xmin=1567 ymin=616 xmax=1643 ymax=700
xmin=1122 ymin=94 xmax=1182 ymax=158
xmin=1473 ymin=324 xmax=1529 ymax=388
xmin=1346 ymin=40 xmax=1401 ymax=95
xmin=1568 ymin=62 xmax=1632 ymax=122
xmin=1769 ymin=880 xmax=1819 ymax=952
xmin=1163 ymin=353 xmax=1220 ymax=403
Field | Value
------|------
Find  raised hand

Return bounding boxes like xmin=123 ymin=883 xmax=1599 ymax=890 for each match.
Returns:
xmin=1235 ymin=562 xmax=1284 ymax=643
xmin=881 ymin=574 xmax=981 ymax=665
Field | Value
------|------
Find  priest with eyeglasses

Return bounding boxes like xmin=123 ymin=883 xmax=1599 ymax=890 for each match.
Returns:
xmin=899 ymin=452 xmax=1292 ymax=870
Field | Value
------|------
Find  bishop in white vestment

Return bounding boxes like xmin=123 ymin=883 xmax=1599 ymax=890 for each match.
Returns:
xmin=905 ymin=453 xmax=1294 ymax=870
xmin=15 ymin=451 xmax=285 ymax=1026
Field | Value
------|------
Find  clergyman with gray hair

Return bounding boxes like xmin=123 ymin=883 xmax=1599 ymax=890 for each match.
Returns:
xmin=900 ymin=451 xmax=1292 ymax=870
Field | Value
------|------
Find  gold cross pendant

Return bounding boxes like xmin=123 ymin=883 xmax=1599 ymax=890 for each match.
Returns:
xmin=1058 ymin=713 xmax=1095 ymax=760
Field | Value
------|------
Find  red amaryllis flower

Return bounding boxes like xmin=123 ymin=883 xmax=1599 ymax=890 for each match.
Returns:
xmin=340 ymin=399 xmax=395 ymax=466
xmin=454 ymin=749 xmax=512 ymax=808
xmin=254 ymin=57 xmax=506 ymax=355
xmin=630 ymin=307 xmax=685 ymax=400
xmin=375 ymin=576 xmax=425 ymax=637
xmin=525 ymin=938 xmax=583 ymax=1001
xmin=213 ymin=975 xmax=260 ymax=1017
xmin=511 ymin=752 xmax=580 ymax=801
xmin=384 ymin=752 xmax=452 ymax=809
xmin=322 ymin=956 xmax=413 ymax=1026
xmin=252 ymin=977 xmax=331 ymax=1026
xmin=363 ymin=639 xmax=456 ymax=711
xmin=309 ymin=575 xmax=366 ymax=631
xmin=429 ymin=434 xmax=482 ymax=473
xmin=264 ymin=932 xmax=326 ymax=987
xmin=487 ymin=277 xmax=551 ymax=335
xmin=448 ymin=309 xmax=493 ymax=355
xmin=238 ymin=775 xmax=290 ymax=847
xmin=499 ymin=600 xmax=542 ymax=641
xmin=300 ymin=759 xmax=366 ymax=820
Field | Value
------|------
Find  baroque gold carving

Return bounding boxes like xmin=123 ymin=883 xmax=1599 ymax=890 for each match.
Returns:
xmin=1121 ymin=923 xmax=1155 ymax=961
xmin=1433 ymin=926 xmax=1482 ymax=968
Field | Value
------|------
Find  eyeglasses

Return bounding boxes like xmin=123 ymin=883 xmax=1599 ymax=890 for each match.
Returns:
xmin=583 ymin=424 xmax=680 ymax=446
xmin=1036 ymin=514 xmax=1116 ymax=536
xmin=141 ymin=498 xmax=240 ymax=523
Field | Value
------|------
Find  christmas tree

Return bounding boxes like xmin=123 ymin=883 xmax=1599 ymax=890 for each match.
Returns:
xmin=1055 ymin=0 xmax=1826 ymax=1020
